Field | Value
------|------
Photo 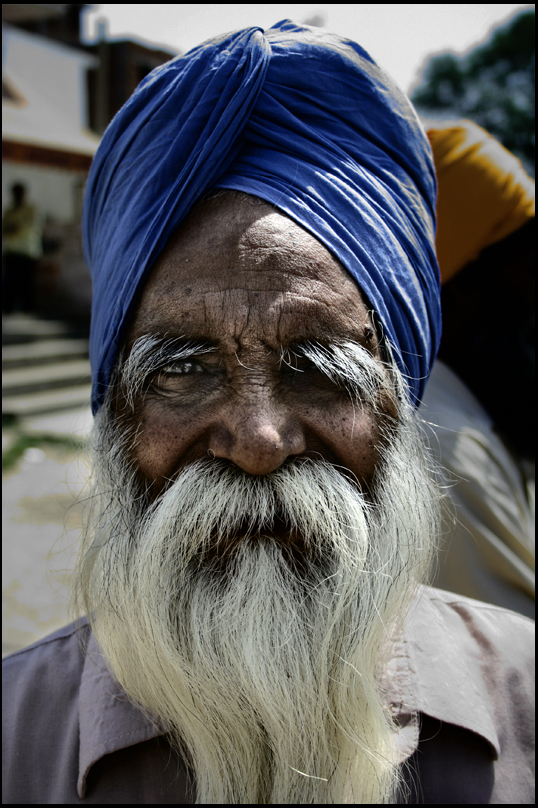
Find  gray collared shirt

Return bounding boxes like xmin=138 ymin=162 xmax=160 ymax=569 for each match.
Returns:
xmin=2 ymin=586 xmax=535 ymax=804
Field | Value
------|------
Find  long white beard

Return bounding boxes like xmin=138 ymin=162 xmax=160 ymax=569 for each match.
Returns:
xmin=72 ymin=398 xmax=439 ymax=804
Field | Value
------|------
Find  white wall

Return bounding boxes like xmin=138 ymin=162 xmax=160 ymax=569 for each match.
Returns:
xmin=2 ymin=24 xmax=99 ymax=153
xmin=3 ymin=23 xmax=97 ymax=130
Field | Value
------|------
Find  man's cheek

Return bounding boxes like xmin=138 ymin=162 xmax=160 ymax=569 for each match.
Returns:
xmin=304 ymin=404 xmax=382 ymax=487
xmin=132 ymin=392 xmax=250 ymax=491
xmin=131 ymin=406 xmax=203 ymax=483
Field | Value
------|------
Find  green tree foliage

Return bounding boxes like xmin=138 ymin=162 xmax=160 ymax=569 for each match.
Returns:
xmin=411 ymin=9 xmax=535 ymax=173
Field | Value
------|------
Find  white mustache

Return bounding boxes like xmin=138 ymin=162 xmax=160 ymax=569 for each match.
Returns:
xmin=137 ymin=457 xmax=372 ymax=572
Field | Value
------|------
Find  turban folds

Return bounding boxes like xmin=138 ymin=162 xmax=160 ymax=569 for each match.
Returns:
xmin=83 ymin=20 xmax=441 ymax=412
xmin=427 ymin=119 xmax=535 ymax=283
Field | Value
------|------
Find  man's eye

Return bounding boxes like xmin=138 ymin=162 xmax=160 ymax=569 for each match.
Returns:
xmin=148 ymin=361 xmax=206 ymax=392
xmin=161 ymin=360 xmax=205 ymax=375
xmin=282 ymin=357 xmax=319 ymax=375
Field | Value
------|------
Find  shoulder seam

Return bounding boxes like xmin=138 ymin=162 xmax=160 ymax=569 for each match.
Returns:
xmin=3 ymin=622 xmax=89 ymax=661
xmin=426 ymin=592 xmax=535 ymax=624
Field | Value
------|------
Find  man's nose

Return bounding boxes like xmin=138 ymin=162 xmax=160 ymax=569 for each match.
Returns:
xmin=208 ymin=393 xmax=306 ymax=476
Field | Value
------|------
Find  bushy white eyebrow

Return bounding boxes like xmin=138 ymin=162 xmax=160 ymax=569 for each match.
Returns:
xmin=293 ymin=341 xmax=393 ymax=408
xmin=121 ymin=334 xmax=394 ymax=412
xmin=121 ymin=335 xmax=216 ymax=408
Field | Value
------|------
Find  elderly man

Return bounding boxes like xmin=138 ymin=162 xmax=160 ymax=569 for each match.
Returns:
xmin=2 ymin=22 xmax=534 ymax=805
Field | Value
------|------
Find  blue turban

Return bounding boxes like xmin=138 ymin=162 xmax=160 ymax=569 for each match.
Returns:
xmin=83 ymin=20 xmax=441 ymax=413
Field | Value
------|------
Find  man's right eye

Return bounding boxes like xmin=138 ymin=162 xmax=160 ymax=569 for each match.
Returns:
xmin=161 ymin=360 xmax=205 ymax=375
xmin=147 ymin=361 xmax=208 ymax=396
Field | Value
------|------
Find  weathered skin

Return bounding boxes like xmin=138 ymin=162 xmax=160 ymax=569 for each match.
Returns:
xmin=124 ymin=194 xmax=395 ymax=492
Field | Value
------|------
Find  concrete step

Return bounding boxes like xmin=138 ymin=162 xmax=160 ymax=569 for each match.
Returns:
xmin=3 ymin=358 xmax=91 ymax=396
xmin=2 ymin=315 xmax=74 ymax=343
xmin=2 ymin=338 xmax=89 ymax=368
xmin=2 ymin=384 xmax=93 ymax=418
xmin=17 ymin=405 xmax=94 ymax=438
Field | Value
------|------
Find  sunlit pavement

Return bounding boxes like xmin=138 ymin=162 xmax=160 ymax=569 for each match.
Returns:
xmin=2 ymin=407 xmax=93 ymax=657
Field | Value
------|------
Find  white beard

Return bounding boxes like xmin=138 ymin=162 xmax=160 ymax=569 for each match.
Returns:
xmin=71 ymin=392 xmax=439 ymax=804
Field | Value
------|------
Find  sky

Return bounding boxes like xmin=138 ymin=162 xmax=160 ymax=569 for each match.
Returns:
xmin=82 ymin=3 xmax=534 ymax=95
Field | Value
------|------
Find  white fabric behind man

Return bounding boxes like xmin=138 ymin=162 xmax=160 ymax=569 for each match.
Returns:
xmin=419 ymin=359 xmax=535 ymax=619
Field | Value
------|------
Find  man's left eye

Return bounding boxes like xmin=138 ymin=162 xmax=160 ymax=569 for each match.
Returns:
xmin=282 ymin=357 xmax=321 ymax=376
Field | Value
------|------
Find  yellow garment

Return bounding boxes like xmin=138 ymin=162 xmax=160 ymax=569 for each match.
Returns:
xmin=427 ymin=120 xmax=535 ymax=283
xmin=2 ymin=203 xmax=42 ymax=259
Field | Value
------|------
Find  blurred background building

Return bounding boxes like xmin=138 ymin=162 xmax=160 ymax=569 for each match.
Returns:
xmin=2 ymin=4 xmax=177 ymax=427
xmin=2 ymin=3 xmax=177 ymax=326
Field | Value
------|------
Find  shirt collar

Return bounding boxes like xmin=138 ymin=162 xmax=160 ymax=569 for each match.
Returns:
xmin=78 ymin=631 xmax=163 ymax=799
xmin=78 ymin=586 xmax=499 ymax=798
xmin=382 ymin=586 xmax=500 ymax=762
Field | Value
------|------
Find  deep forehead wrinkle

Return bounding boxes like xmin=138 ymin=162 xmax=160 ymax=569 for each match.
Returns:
xmin=132 ymin=293 xmax=374 ymax=356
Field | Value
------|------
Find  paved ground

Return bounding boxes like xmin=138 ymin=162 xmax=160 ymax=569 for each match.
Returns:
xmin=2 ymin=406 xmax=93 ymax=657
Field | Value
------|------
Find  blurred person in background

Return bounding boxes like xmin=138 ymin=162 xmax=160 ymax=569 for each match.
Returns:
xmin=2 ymin=182 xmax=43 ymax=314
xmin=422 ymin=120 xmax=535 ymax=619
xmin=3 ymin=23 xmax=534 ymax=805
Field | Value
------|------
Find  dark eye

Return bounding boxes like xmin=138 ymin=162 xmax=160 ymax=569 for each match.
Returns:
xmin=148 ymin=360 xmax=206 ymax=395
xmin=281 ymin=356 xmax=333 ymax=390
xmin=281 ymin=352 xmax=315 ymax=374
xmin=161 ymin=360 xmax=205 ymax=375
xmin=294 ymin=359 xmax=317 ymax=374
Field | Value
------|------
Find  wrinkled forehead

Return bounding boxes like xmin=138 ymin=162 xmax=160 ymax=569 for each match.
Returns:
xmin=126 ymin=193 xmax=377 ymax=353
